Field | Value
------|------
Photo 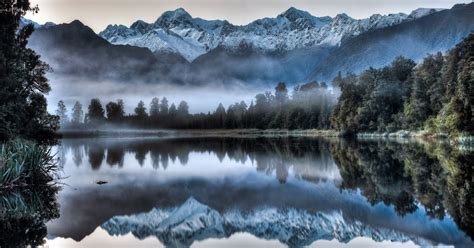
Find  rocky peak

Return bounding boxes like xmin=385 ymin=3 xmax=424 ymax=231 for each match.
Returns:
xmin=130 ymin=20 xmax=152 ymax=34
xmin=154 ymin=8 xmax=194 ymax=29
xmin=278 ymin=7 xmax=332 ymax=29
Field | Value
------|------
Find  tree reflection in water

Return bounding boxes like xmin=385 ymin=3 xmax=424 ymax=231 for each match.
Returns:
xmin=330 ymin=139 xmax=474 ymax=238
xmin=0 ymin=187 xmax=59 ymax=248
xmin=57 ymin=136 xmax=473 ymax=240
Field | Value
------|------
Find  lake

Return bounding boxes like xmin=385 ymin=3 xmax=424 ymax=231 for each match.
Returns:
xmin=3 ymin=136 xmax=473 ymax=247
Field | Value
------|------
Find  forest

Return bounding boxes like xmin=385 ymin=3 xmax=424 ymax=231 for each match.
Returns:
xmin=332 ymin=33 xmax=473 ymax=137
xmin=58 ymin=81 xmax=336 ymax=130
xmin=58 ymin=33 xmax=474 ymax=138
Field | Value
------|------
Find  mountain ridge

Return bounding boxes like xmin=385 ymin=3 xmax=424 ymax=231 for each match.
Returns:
xmin=101 ymin=197 xmax=436 ymax=247
xmin=23 ymin=3 xmax=474 ymax=86
xmin=97 ymin=6 xmax=443 ymax=61
xmin=307 ymin=2 xmax=474 ymax=81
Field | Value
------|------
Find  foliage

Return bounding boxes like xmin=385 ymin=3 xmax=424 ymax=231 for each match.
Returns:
xmin=63 ymin=81 xmax=336 ymax=130
xmin=0 ymin=189 xmax=59 ymax=248
xmin=149 ymin=97 xmax=160 ymax=117
xmin=134 ymin=100 xmax=148 ymax=119
xmin=56 ymin=100 xmax=68 ymax=125
xmin=71 ymin=101 xmax=84 ymax=125
xmin=331 ymin=34 xmax=474 ymax=137
xmin=330 ymin=139 xmax=474 ymax=237
xmin=0 ymin=0 xmax=58 ymax=141
xmin=105 ymin=99 xmax=125 ymax=122
xmin=0 ymin=139 xmax=59 ymax=190
xmin=86 ymin=98 xmax=105 ymax=125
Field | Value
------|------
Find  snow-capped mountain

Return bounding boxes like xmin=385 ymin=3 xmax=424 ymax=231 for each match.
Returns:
xmin=19 ymin=17 xmax=55 ymax=30
xmin=99 ymin=7 xmax=442 ymax=61
xmin=307 ymin=3 xmax=474 ymax=82
xmin=25 ymin=3 xmax=473 ymax=86
xmin=101 ymin=197 xmax=432 ymax=247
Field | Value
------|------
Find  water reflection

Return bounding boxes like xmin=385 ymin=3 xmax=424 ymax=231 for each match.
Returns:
xmin=0 ymin=188 xmax=59 ymax=248
xmin=45 ymin=137 xmax=474 ymax=247
xmin=331 ymin=139 xmax=474 ymax=239
xmin=58 ymin=137 xmax=337 ymax=184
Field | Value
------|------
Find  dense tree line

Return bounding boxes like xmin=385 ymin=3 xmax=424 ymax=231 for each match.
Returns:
xmin=330 ymin=139 xmax=474 ymax=238
xmin=0 ymin=2 xmax=60 ymax=248
xmin=59 ymin=81 xmax=336 ymax=130
xmin=0 ymin=0 xmax=58 ymax=141
xmin=332 ymin=33 xmax=474 ymax=137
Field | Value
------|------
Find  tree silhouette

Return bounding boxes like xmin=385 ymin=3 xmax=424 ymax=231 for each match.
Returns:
xmin=106 ymin=100 xmax=125 ymax=122
xmin=134 ymin=100 xmax=148 ymax=119
xmin=56 ymin=100 xmax=68 ymax=126
xmin=87 ymin=98 xmax=105 ymax=125
xmin=160 ymin=97 xmax=169 ymax=115
xmin=0 ymin=0 xmax=58 ymax=141
xmin=71 ymin=101 xmax=83 ymax=124
xmin=149 ymin=97 xmax=160 ymax=117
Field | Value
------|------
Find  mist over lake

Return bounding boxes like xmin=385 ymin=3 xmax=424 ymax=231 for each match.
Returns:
xmin=2 ymin=1 xmax=473 ymax=248
xmin=41 ymin=136 xmax=473 ymax=247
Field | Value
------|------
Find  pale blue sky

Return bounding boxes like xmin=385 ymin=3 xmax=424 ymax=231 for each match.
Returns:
xmin=27 ymin=0 xmax=471 ymax=32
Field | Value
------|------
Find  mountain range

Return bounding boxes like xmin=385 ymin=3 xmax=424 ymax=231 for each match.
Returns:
xmin=100 ymin=197 xmax=441 ymax=247
xmin=98 ymin=7 xmax=440 ymax=62
xmin=25 ymin=3 xmax=474 ymax=86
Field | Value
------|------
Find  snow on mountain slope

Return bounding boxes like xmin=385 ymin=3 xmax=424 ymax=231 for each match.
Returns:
xmin=99 ymin=7 xmax=443 ymax=61
xmin=101 ymin=197 xmax=431 ymax=247
xmin=19 ymin=17 xmax=41 ymax=29
xmin=407 ymin=8 xmax=445 ymax=20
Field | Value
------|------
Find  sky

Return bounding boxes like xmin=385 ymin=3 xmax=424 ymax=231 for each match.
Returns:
xmin=26 ymin=0 xmax=471 ymax=32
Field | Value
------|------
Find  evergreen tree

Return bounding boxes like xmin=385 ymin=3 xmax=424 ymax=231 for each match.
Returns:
xmin=71 ymin=101 xmax=83 ymax=124
xmin=159 ymin=97 xmax=169 ymax=115
xmin=214 ymin=103 xmax=226 ymax=127
xmin=437 ymin=33 xmax=474 ymax=135
xmin=106 ymin=100 xmax=125 ymax=121
xmin=177 ymin=101 xmax=189 ymax=116
xmin=0 ymin=0 xmax=58 ymax=140
xmin=149 ymin=97 xmax=160 ymax=117
xmin=134 ymin=100 xmax=148 ymax=118
xmin=56 ymin=100 xmax=68 ymax=125
xmin=87 ymin=98 xmax=105 ymax=124
xmin=404 ymin=53 xmax=444 ymax=129
xmin=274 ymin=82 xmax=288 ymax=106
xmin=169 ymin=103 xmax=177 ymax=116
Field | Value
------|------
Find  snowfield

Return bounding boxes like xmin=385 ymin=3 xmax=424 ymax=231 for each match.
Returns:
xmin=99 ymin=7 xmax=442 ymax=61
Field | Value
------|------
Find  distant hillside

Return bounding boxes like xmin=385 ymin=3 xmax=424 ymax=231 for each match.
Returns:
xmin=25 ymin=3 xmax=474 ymax=87
xmin=28 ymin=20 xmax=189 ymax=83
xmin=308 ymin=3 xmax=474 ymax=82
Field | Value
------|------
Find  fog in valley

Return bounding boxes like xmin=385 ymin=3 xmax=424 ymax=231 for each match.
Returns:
xmin=46 ymin=76 xmax=270 ymax=114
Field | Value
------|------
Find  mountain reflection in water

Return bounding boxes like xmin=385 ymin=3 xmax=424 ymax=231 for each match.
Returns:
xmin=10 ymin=136 xmax=474 ymax=247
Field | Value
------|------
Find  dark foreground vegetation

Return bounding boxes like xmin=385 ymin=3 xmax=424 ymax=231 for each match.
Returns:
xmin=0 ymin=0 xmax=472 ymax=246
xmin=1 ymin=1 xmax=59 ymax=142
xmin=0 ymin=139 xmax=59 ymax=190
xmin=0 ymin=188 xmax=59 ymax=248
xmin=0 ymin=1 xmax=60 ymax=247
xmin=59 ymin=33 xmax=473 ymax=139
xmin=0 ymin=0 xmax=60 ymax=183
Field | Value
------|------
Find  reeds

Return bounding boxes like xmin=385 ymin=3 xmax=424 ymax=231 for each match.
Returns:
xmin=0 ymin=139 xmax=59 ymax=190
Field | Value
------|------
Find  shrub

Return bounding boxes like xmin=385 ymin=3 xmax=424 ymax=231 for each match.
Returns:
xmin=0 ymin=139 xmax=59 ymax=190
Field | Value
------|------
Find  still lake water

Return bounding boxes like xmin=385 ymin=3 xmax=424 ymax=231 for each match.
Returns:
xmin=5 ymin=136 xmax=473 ymax=247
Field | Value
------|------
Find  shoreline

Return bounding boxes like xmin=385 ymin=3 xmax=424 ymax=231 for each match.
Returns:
xmin=57 ymin=129 xmax=341 ymax=139
xmin=57 ymin=128 xmax=473 ymax=144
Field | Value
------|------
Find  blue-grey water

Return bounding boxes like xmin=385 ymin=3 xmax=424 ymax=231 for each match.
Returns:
xmin=7 ymin=136 xmax=473 ymax=248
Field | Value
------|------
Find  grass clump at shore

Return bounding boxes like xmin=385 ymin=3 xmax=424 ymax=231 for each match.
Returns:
xmin=0 ymin=139 xmax=59 ymax=190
